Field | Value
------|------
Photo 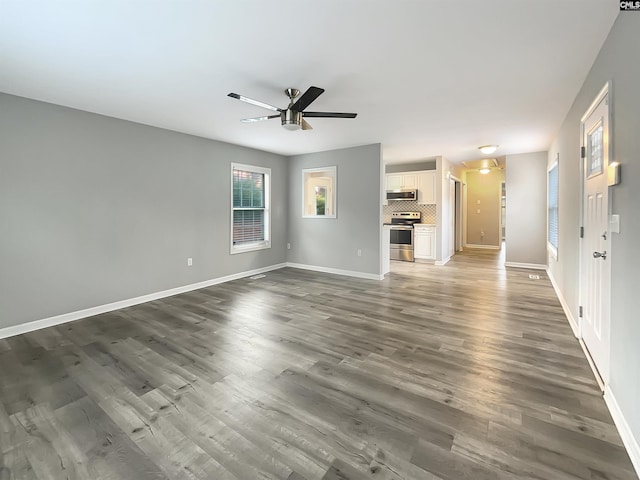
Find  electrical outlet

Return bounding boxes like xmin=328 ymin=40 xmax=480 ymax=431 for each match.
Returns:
xmin=287 ymin=243 xmax=291 ymax=250
xmin=357 ymin=249 xmax=362 ymax=257
xmin=187 ymin=257 xmax=193 ymax=266
xmin=477 ymin=209 xmax=481 ymax=214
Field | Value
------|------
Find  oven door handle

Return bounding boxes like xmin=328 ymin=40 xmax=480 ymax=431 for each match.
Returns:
xmin=389 ymin=226 xmax=414 ymax=230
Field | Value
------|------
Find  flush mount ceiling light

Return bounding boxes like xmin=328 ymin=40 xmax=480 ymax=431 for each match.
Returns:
xmin=479 ymin=145 xmax=498 ymax=155
xmin=479 ymin=168 xmax=491 ymax=174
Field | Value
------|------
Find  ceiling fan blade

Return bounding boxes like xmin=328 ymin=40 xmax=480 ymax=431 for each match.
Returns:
xmin=291 ymin=86 xmax=324 ymax=112
xmin=301 ymin=118 xmax=313 ymax=130
xmin=228 ymin=93 xmax=282 ymax=112
xmin=303 ymin=112 xmax=358 ymax=118
xmin=240 ymin=114 xmax=280 ymax=123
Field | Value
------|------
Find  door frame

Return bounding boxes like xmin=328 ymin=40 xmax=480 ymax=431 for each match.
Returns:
xmin=455 ymin=179 xmax=464 ymax=252
xmin=578 ymin=81 xmax=612 ymax=388
xmin=450 ymin=175 xmax=464 ymax=253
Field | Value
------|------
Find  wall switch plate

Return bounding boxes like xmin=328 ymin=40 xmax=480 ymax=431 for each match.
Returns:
xmin=477 ymin=209 xmax=481 ymax=214
xmin=610 ymin=214 xmax=620 ymax=233
xmin=357 ymin=249 xmax=362 ymax=257
xmin=477 ymin=200 xmax=481 ymax=205
xmin=287 ymin=243 xmax=291 ymax=250
xmin=187 ymin=257 xmax=193 ymax=266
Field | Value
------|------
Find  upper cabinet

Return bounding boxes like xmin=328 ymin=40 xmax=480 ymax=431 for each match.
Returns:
xmin=385 ymin=173 xmax=417 ymax=191
xmin=384 ymin=170 xmax=436 ymax=205
xmin=416 ymin=171 xmax=436 ymax=205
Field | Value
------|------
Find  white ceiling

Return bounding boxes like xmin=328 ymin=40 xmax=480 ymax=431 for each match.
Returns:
xmin=0 ymin=0 xmax=619 ymax=164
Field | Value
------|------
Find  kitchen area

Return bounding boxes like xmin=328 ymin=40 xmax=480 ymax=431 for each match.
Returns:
xmin=382 ymin=165 xmax=439 ymax=275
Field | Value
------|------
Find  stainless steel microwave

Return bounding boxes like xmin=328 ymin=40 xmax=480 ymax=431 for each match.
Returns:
xmin=386 ymin=189 xmax=417 ymax=201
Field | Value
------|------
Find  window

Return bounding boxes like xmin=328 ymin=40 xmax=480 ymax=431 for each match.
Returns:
xmin=587 ymin=122 xmax=604 ymax=178
xmin=302 ymin=166 xmax=337 ymax=218
xmin=230 ymin=163 xmax=270 ymax=254
xmin=548 ymin=157 xmax=559 ymax=258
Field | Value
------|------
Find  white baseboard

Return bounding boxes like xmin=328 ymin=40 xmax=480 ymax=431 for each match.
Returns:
xmin=286 ymin=262 xmax=383 ymax=281
xmin=547 ymin=268 xmax=579 ymax=338
xmin=578 ymin=338 xmax=605 ymax=391
xmin=465 ymin=244 xmax=501 ymax=250
xmin=547 ymin=267 xmax=604 ymax=387
xmin=504 ymin=262 xmax=547 ymax=270
xmin=435 ymin=255 xmax=451 ymax=266
xmin=547 ymin=267 xmax=603 ymax=386
xmin=604 ymin=386 xmax=640 ymax=478
xmin=547 ymin=270 xmax=639 ymax=476
xmin=0 ymin=263 xmax=287 ymax=340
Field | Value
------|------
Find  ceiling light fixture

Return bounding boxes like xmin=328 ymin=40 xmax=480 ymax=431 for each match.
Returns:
xmin=479 ymin=145 xmax=498 ymax=155
xmin=479 ymin=168 xmax=491 ymax=174
xmin=281 ymin=110 xmax=302 ymax=131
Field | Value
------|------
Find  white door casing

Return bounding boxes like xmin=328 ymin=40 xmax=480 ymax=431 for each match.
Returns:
xmin=580 ymin=84 xmax=611 ymax=385
xmin=449 ymin=177 xmax=456 ymax=257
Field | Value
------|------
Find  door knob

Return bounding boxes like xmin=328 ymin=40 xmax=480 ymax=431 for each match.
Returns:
xmin=593 ymin=251 xmax=607 ymax=260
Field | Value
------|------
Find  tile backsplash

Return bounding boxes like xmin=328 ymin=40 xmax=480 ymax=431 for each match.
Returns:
xmin=383 ymin=201 xmax=436 ymax=224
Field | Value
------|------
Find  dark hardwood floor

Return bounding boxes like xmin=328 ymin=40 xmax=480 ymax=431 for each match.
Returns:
xmin=1 ymin=248 xmax=637 ymax=479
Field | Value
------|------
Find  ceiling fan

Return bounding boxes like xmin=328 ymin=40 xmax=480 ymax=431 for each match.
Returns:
xmin=227 ymin=86 xmax=357 ymax=131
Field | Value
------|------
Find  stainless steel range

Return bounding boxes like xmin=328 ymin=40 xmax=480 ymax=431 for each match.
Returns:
xmin=386 ymin=212 xmax=421 ymax=262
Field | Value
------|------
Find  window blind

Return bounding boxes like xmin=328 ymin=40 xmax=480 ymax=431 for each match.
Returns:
xmin=548 ymin=163 xmax=559 ymax=251
xmin=232 ymin=168 xmax=265 ymax=245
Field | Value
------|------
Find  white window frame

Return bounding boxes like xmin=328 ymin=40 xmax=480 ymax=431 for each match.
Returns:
xmin=301 ymin=166 xmax=337 ymax=218
xmin=230 ymin=163 xmax=271 ymax=254
xmin=547 ymin=156 xmax=559 ymax=260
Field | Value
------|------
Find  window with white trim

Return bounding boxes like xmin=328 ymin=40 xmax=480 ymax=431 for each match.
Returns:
xmin=230 ymin=163 xmax=271 ymax=254
xmin=547 ymin=158 xmax=559 ymax=258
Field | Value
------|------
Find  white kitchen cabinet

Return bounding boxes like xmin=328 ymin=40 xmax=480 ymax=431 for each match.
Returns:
xmin=385 ymin=174 xmax=403 ymax=191
xmin=385 ymin=173 xmax=417 ymax=191
xmin=414 ymin=225 xmax=436 ymax=260
xmin=400 ymin=173 xmax=417 ymax=189
xmin=417 ymin=171 xmax=436 ymax=205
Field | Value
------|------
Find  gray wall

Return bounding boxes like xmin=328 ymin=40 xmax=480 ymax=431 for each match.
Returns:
xmin=0 ymin=93 xmax=288 ymax=329
xmin=505 ymin=151 xmax=548 ymax=266
xmin=287 ymin=144 xmax=382 ymax=275
xmin=548 ymin=14 xmax=640 ymax=453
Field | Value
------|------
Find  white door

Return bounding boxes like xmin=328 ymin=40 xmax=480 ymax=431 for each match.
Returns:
xmin=580 ymin=86 xmax=611 ymax=385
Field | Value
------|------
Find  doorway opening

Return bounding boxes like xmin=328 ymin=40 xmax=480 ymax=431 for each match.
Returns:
xmin=501 ymin=181 xmax=506 ymax=242
xmin=452 ymin=177 xmax=463 ymax=254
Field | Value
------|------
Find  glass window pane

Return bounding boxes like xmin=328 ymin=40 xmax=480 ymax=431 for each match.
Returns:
xmin=233 ymin=169 xmax=264 ymax=208
xmin=587 ymin=123 xmax=603 ymax=177
xmin=233 ymin=209 xmax=265 ymax=245
xmin=315 ymin=186 xmax=326 ymax=215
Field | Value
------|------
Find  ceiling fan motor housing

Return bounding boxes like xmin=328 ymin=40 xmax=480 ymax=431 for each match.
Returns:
xmin=281 ymin=109 xmax=302 ymax=130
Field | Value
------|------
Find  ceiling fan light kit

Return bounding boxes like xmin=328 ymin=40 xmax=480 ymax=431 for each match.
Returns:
xmin=281 ymin=109 xmax=303 ymax=131
xmin=228 ymin=86 xmax=357 ymax=131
